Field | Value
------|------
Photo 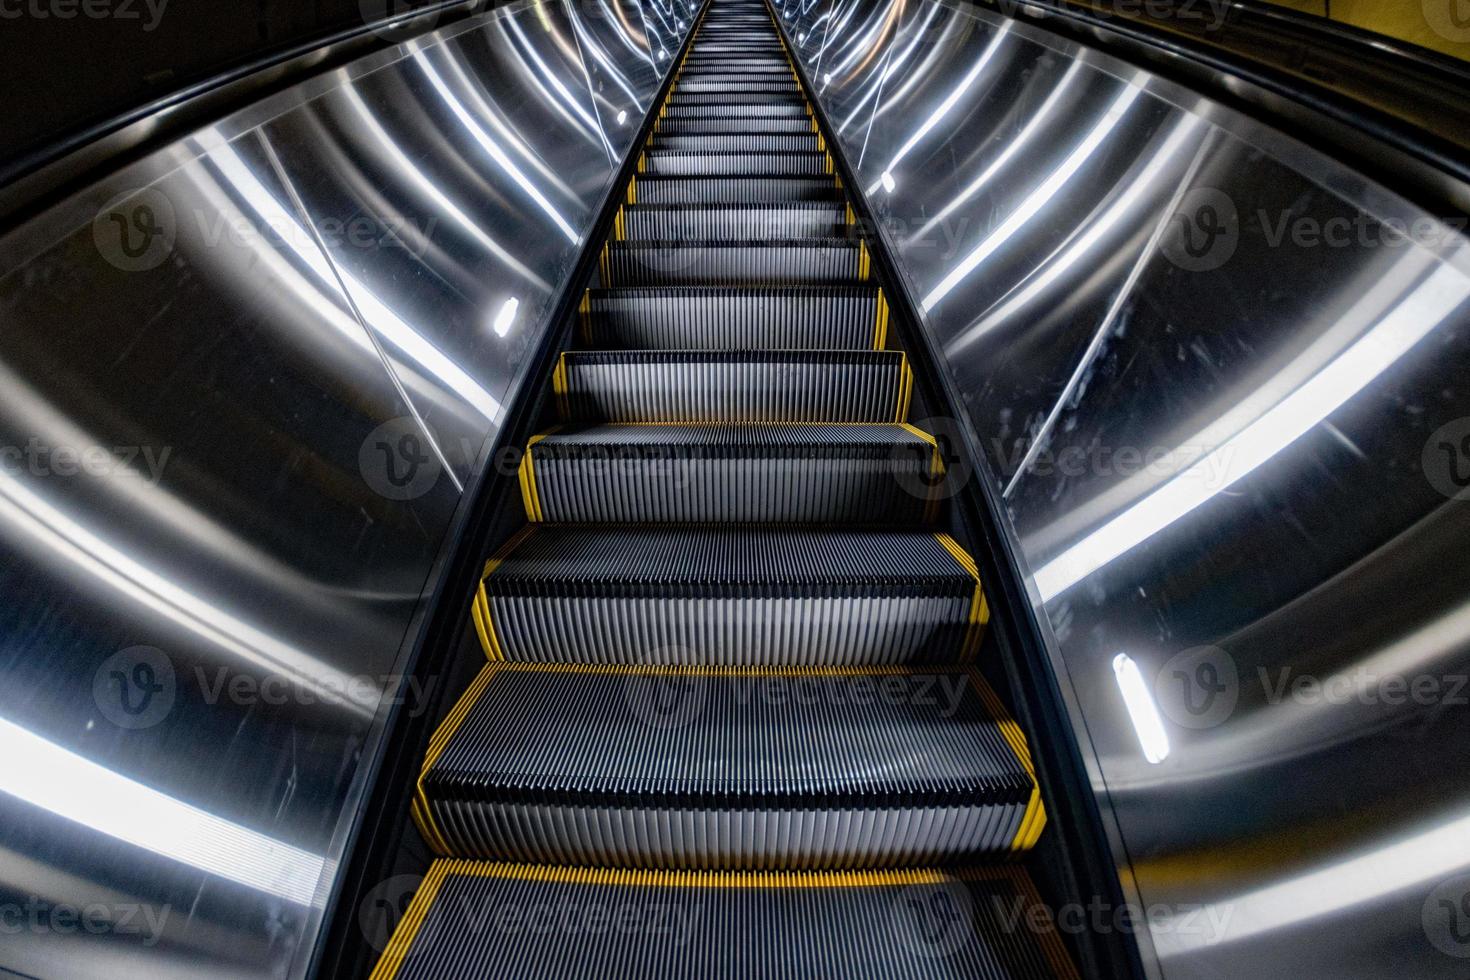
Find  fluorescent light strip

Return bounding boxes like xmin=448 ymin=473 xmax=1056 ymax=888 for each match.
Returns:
xmin=0 ymin=717 xmax=324 ymax=905
xmin=1035 ymin=260 xmax=1470 ymax=600
xmin=1113 ymin=653 xmax=1170 ymax=764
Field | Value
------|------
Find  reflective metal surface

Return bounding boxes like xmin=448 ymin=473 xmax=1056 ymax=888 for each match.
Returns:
xmin=776 ymin=0 xmax=1470 ymax=977
xmin=0 ymin=2 xmax=690 ymax=977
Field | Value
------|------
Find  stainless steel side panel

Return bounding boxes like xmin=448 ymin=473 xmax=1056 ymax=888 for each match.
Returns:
xmin=0 ymin=2 xmax=689 ymax=977
xmin=779 ymin=0 xmax=1470 ymax=977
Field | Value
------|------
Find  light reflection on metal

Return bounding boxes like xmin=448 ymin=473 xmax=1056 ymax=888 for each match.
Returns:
xmin=865 ymin=21 xmax=1009 ymax=195
xmin=1034 ymin=256 xmax=1470 ymax=599
xmin=920 ymin=77 xmax=1144 ymax=311
xmin=414 ymin=49 xmax=580 ymax=241
xmin=0 ymin=716 xmax=326 ymax=903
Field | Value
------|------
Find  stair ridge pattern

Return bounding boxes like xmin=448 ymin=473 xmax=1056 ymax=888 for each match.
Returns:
xmin=375 ymin=1 xmax=1070 ymax=976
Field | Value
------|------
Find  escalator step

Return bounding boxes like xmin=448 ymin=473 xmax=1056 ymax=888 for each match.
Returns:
xmin=656 ymin=116 xmax=816 ymax=134
xmin=554 ymin=350 xmax=911 ymax=424
xmin=667 ymin=92 xmax=807 ymax=108
xmin=632 ymin=174 xmax=837 ymax=204
xmin=650 ymin=131 xmax=821 ymax=152
xmin=675 ymin=79 xmax=800 ymax=94
xmin=519 ymin=423 xmax=939 ymax=523
xmin=680 ymin=63 xmax=793 ymax=74
xmin=618 ymin=202 xmax=846 ymax=240
xmin=373 ymin=862 xmax=1076 ymax=980
xmin=601 ymin=240 xmax=862 ymax=286
xmin=414 ymin=664 xmax=1041 ymax=867
xmin=663 ymin=103 xmax=809 ymax=118
xmin=640 ymin=149 xmax=828 ymax=176
xmin=472 ymin=526 xmax=984 ymax=665
xmin=583 ymin=285 xmax=883 ymax=350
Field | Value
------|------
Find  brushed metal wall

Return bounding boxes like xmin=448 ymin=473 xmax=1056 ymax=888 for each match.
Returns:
xmin=775 ymin=0 xmax=1470 ymax=976
xmin=0 ymin=1 xmax=693 ymax=976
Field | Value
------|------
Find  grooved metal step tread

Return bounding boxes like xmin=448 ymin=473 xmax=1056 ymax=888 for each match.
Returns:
xmin=470 ymin=526 xmax=986 ymax=666
xmin=374 ymin=862 xmax=1077 ymax=980
xmin=656 ymin=116 xmax=817 ymax=134
xmin=554 ymin=349 xmax=912 ymax=424
xmin=617 ymin=201 xmax=847 ymax=240
xmin=650 ymin=132 xmax=821 ymax=152
xmin=412 ymin=663 xmax=1041 ymax=867
xmin=639 ymin=148 xmax=830 ymax=177
xmin=600 ymin=239 xmax=864 ymax=286
xmin=519 ymin=423 xmax=940 ymax=524
xmin=631 ymin=174 xmax=839 ymax=204
xmin=582 ymin=284 xmax=886 ymax=350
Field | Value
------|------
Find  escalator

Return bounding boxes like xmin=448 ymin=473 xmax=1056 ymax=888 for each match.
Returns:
xmin=370 ymin=1 xmax=1074 ymax=976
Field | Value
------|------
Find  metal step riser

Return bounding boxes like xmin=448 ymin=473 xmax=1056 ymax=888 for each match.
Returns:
xmin=529 ymin=455 xmax=931 ymax=523
xmin=668 ymin=93 xmax=807 ymax=106
xmin=640 ymin=152 xmax=828 ymax=176
xmin=487 ymin=595 xmax=967 ymax=664
xmin=657 ymin=117 xmax=816 ymax=135
xmin=620 ymin=206 xmax=845 ymax=240
xmin=664 ymin=103 xmax=809 ymax=118
xmin=585 ymin=289 xmax=878 ymax=349
xmin=603 ymin=245 xmax=860 ymax=286
xmin=559 ymin=356 xmax=906 ymax=423
xmin=674 ymin=81 xmax=801 ymax=94
xmin=651 ymin=133 xmax=821 ymax=152
xmin=633 ymin=178 xmax=836 ymax=204
xmin=426 ymin=803 xmax=1019 ymax=869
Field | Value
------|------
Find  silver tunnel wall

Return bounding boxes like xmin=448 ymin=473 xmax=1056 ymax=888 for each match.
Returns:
xmin=774 ymin=0 xmax=1470 ymax=978
xmin=0 ymin=1 xmax=694 ymax=977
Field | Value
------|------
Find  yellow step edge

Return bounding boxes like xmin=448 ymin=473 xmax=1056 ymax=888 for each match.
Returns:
xmin=516 ymin=428 xmax=559 ymax=522
xmin=966 ymin=667 xmax=1047 ymax=852
xmin=436 ymin=859 xmax=953 ymax=889
xmin=368 ymin=859 xmax=453 ymax=980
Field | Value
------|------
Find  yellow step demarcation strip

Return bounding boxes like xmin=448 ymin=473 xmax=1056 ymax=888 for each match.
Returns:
xmin=516 ymin=428 xmax=559 ymax=522
xmin=873 ymin=288 xmax=890 ymax=349
xmin=934 ymin=532 xmax=990 ymax=662
xmin=898 ymin=422 xmax=945 ymax=522
xmin=577 ymin=291 xmax=592 ymax=345
xmin=409 ymin=659 xmax=506 ymax=855
xmin=481 ymin=661 xmax=955 ymax=678
xmin=368 ymin=859 xmax=453 ymax=980
xmin=966 ymin=667 xmax=1046 ymax=853
xmin=373 ymin=860 xmax=1075 ymax=980
xmin=472 ymin=525 xmax=535 ymax=661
